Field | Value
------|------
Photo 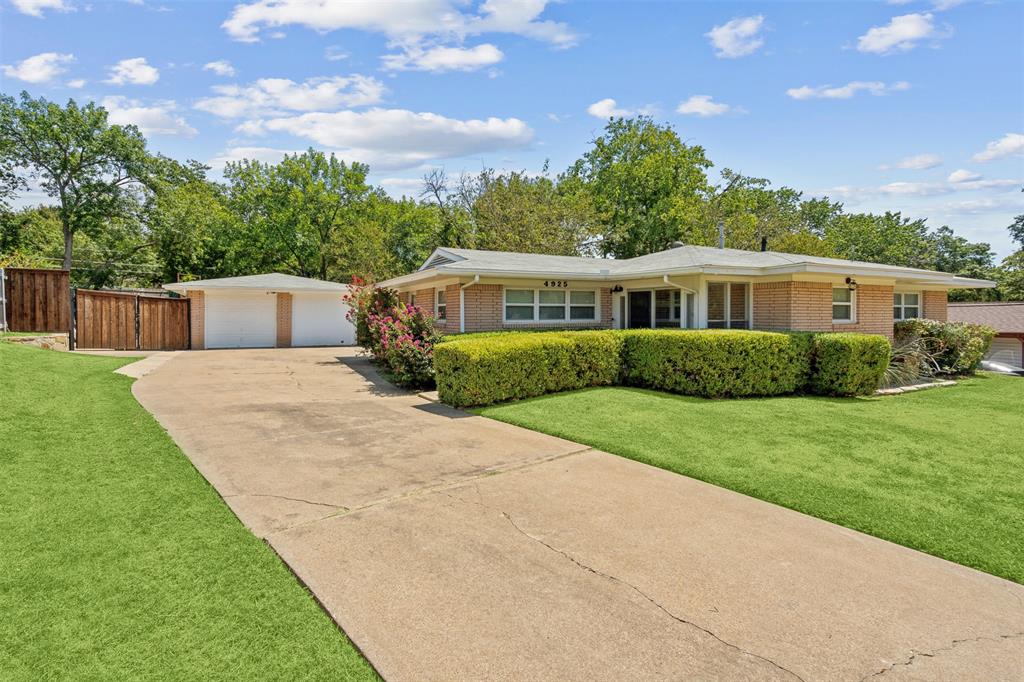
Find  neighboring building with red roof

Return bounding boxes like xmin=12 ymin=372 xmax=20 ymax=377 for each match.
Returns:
xmin=948 ymin=302 xmax=1024 ymax=367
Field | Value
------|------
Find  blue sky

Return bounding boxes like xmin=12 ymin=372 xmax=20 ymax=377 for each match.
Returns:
xmin=2 ymin=0 xmax=1022 ymax=257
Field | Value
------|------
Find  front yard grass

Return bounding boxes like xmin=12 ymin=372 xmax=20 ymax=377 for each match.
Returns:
xmin=0 ymin=343 xmax=378 ymax=680
xmin=477 ymin=375 xmax=1024 ymax=584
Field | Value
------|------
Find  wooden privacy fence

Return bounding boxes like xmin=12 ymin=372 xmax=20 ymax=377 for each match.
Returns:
xmin=75 ymin=290 xmax=190 ymax=351
xmin=2 ymin=267 xmax=71 ymax=333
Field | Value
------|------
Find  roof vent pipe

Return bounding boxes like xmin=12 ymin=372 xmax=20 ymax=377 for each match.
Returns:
xmin=717 ymin=221 xmax=725 ymax=249
xmin=760 ymin=237 xmax=768 ymax=252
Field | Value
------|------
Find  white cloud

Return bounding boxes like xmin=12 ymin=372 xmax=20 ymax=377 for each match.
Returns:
xmin=208 ymin=146 xmax=299 ymax=173
xmin=105 ymin=57 xmax=160 ymax=85
xmin=195 ymin=75 xmax=385 ymax=119
xmin=948 ymin=169 xmax=981 ymax=183
xmin=705 ymin=15 xmax=765 ymax=58
xmin=377 ymin=177 xmax=428 ymax=197
xmin=382 ymin=43 xmax=504 ymax=72
xmin=823 ymin=177 xmax=1020 ymax=201
xmin=11 ymin=0 xmax=73 ymax=17
xmin=101 ymin=96 xmax=197 ymax=136
xmin=1 ymin=52 xmax=74 ymax=83
xmin=971 ymin=133 xmax=1024 ymax=163
xmin=66 ymin=78 xmax=86 ymax=88
xmin=856 ymin=13 xmax=944 ymax=55
xmin=222 ymin=0 xmax=577 ymax=48
xmin=676 ymin=95 xmax=733 ymax=117
xmin=253 ymin=108 xmax=534 ymax=170
xmin=203 ymin=60 xmax=236 ymax=77
xmin=786 ymin=80 xmax=910 ymax=100
xmin=879 ymin=153 xmax=942 ymax=170
xmin=324 ymin=46 xmax=349 ymax=61
xmin=585 ymin=98 xmax=657 ymax=119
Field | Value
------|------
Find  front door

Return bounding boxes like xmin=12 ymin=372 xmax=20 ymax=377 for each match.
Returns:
xmin=628 ymin=291 xmax=652 ymax=328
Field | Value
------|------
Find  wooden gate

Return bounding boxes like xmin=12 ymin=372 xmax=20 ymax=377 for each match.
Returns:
xmin=75 ymin=290 xmax=190 ymax=351
xmin=3 ymin=268 xmax=71 ymax=333
xmin=75 ymin=290 xmax=137 ymax=350
xmin=138 ymin=297 xmax=190 ymax=350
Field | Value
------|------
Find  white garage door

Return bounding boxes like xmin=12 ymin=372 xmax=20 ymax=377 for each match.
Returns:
xmin=292 ymin=292 xmax=355 ymax=347
xmin=205 ymin=291 xmax=277 ymax=349
xmin=988 ymin=337 xmax=1022 ymax=367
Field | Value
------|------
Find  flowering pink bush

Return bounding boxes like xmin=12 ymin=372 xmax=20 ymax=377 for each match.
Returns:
xmin=344 ymin=277 xmax=439 ymax=389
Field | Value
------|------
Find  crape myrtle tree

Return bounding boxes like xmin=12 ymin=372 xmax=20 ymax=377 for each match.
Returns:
xmin=0 ymin=92 xmax=189 ymax=270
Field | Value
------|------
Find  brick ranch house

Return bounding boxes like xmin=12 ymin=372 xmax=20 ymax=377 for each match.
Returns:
xmin=378 ymin=244 xmax=994 ymax=338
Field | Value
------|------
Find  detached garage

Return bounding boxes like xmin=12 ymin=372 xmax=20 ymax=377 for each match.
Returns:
xmin=948 ymin=301 xmax=1024 ymax=368
xmin=164 ymin=273 xmax=355 ymax=349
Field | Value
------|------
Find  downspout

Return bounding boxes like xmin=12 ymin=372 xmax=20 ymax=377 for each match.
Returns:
xmin=663 ymin=275 xmax=697 ymax=329
xmin=459 ymin=275 xmax=479 ymax=334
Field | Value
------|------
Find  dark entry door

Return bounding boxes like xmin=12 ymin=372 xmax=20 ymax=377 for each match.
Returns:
xmin=628 ymin=291 xmax=651 ymax=328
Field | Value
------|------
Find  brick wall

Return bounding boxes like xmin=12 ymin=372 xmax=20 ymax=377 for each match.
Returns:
xmin=413 ymin=287 xmax=435 ymax=317
xmin=276 ymin=292 xmax=292 ymax=347
xmin=189 ymin=290 xmax=205 ymax=349
xmin=753 ymin=282 xmax=792 ymax=330
xmin=441 ymin=283 xmax=460 ymax=333
xmin=753 ymin=281 xmax=894 ymax=339
xmin=463 ymin=284 xmax=503 ymax=332
xmin=923 ymin=290 xmax=947 ymax=321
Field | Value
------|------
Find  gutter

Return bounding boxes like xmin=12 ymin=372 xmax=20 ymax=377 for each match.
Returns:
xmin=459 ymin=275 xmax=480 ymax=333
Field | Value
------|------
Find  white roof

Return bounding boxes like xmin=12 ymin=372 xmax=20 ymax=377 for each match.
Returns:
xmin=378 ymin=245 xmax=995 ymax=289
xmin=163 ymin=273 xmax=350 ymax=293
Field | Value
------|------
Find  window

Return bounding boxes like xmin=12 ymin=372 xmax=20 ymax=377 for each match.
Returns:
xmin=832 ymin=287 xmax=854 ymax=323
xmin=707 ymin=283 xmax=749 ymax=329
xmin=409 ymin=292 xmax=416 ymax=307
xmin=569 ymin=290 xmax=596 ymax=320
xmin=435 ymin=289 xmax=447 ymax=320
xmin=539 ymin=290 xmax=566 ymax=320
xmin=893 ymin=292 xmax=920 ymax=320
xmin=505 ymin=289 xmax=534 ymax=320
xmin=503 ymin=288 xmax=598 ymax=322
xmin=654 ymin=290 xmax=682 ymax=328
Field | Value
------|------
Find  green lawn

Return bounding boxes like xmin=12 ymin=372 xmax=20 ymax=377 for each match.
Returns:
xmin=477 ymin=376 xmax=1024 ymax=584
xmin=0 ymin=343 xmax=378 ymax=681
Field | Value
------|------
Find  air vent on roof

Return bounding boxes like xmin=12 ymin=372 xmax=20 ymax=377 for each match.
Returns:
xmin=423 ymin=253 xmax=456 ymax=269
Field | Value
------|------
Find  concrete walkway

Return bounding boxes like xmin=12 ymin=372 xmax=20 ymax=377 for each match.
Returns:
xmin=133 ymin=348 xmax=1024 ymax=681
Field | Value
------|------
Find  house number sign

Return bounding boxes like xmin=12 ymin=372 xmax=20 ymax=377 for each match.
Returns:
xmin=543 ymin=280 xmax=569 ymax=288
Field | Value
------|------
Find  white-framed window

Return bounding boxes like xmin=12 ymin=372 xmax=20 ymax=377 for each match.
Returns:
xmin=435 ymin=289 xmax=447 ymax=320
xmin=893 ymin=292 xmax=920 ymax=320
xmin=503 ymin=288 xmax=598 ymax=323
xmin=409 ymin=292 xmax=417 ymax=307
xmin=706 ymin=282 xmax=749 ymax=329
xmin=832 ymin=287 xmax=855 ymax=323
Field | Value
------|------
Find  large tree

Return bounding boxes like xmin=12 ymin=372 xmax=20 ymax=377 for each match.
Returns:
xmin=563 ymin=117 xmax=712 ymax=258
xmin=459 ymin=167 xmax=595 ymax=255
xmin=224 ymin=149 xmax=374 ymax=280
xmin=0 ymin=92 xmax=184 ymax=270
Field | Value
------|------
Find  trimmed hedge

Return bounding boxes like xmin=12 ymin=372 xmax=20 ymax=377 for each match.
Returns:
xmin=434 ymin=329 xmax=891 ymax=407
xmin=810 ymin=333 xmax=892 ymax=397
xmin=435 ymin=331 xmax=623 ymax=407
xmin=620 ymin=329 xmax=814 ymax=398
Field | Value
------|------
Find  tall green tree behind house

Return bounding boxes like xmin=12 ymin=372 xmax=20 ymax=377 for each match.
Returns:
xmin=460 ymin=167 xmax=596 ymax=255
xmin=224 ymin=149 xmax=373 ymax=280
xmin=996 ymin=214 xmax=1024 ymax=300
xmin=562 ymin=117 xmax=712 ymax=258
xmin=147 ymin=176 xmax=235 ymax=283
xmin=0 ymin=92 xmax=187 ymax=270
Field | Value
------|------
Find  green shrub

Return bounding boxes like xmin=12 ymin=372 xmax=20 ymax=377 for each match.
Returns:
xmin=434 ymin=331 xmax=622 ymax=407
xmin=894 ymin=319 xmax=995 ymax=375
xmin=620 ymin=329 xmax=815 ymax=398
xmin=810 ymin=333 xmax=891 ymax=396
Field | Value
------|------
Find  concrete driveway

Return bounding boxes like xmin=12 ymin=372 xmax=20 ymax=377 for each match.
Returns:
xmin=134 ymin=347 xmax=1023 ymax=681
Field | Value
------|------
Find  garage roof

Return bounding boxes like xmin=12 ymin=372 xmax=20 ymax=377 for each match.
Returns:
xmin=163 ymin=273 xmax=350 ymax=293
xmin=948 ymin=302 xmax=1024 ymax=333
